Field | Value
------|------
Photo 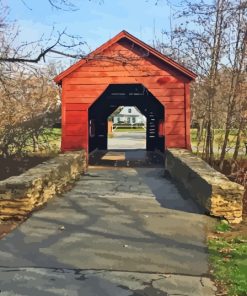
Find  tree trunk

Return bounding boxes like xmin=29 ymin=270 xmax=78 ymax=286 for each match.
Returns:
xmin=233 ymin=119 xmax=244 ymax=160
xmin=32 ymin=135 xmax=37 ymax=152
xmin=205 ymin=94 xmax=214 ymax=164
xmin=219 ymin=127 xmax=231 ymax=170
xmin=196 ymin=118 xmax=204 ymax=154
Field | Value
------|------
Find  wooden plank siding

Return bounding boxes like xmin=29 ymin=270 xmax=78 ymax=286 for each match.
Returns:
xmin=57 ymin=34 xmax=194 ymax=152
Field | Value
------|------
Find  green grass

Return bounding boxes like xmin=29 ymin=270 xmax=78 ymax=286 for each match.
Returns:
xmin=208 ymin=221 xmax=247 ymax=296
xmin=28 ymin=128 xmax=247 ymax=157
xmin=24 ymin=128 xmax=61 ymax=155
xmin=191 ymin=128 xmax=247 ymax=158
xmin=215 ymin=220 xmax=232 ymax=232
xmin=42 ymin=128 xmax=61 ymax=142
xmin=41 ymin=128 xmax=61 ymax=152
xmin=191 ymin=129 xmax=246 ymax=147
xmin=113 ymin=128 xmax=146 ymax=132
xmin=46 ymin=128 xmax=61 ymax=138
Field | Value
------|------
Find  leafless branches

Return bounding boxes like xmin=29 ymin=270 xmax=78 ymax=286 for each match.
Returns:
xmin=156 ymin=0 xmax=247 ymax=165
xmin=48 ymin=0 xmax=79 ymax=11
xmin=0 ymin=64 xmax=60 ymax=157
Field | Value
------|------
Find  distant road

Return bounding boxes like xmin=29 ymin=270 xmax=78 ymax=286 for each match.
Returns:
xmin=108 ymin=132 xmax=146 ymax=150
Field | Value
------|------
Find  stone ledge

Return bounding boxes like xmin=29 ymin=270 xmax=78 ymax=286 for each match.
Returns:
xmin=166 ymin=149 xmax=244 ymax=223
xmin=0 ymin=150 xmax=87 ymax=220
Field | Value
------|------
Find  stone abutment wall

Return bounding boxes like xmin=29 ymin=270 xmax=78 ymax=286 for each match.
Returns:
xmin=166 ymin=149 xmax=244 ymax=223
xmin=0 ymin=151 xmax=87 ymax=220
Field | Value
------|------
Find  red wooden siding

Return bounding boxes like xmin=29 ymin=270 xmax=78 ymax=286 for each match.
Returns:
xmin=56 ymin=31 xmax=195 ymax=152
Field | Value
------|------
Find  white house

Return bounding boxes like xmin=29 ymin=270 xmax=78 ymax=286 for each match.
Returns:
xmin=112 ymin=106 xmax=146 ymax=125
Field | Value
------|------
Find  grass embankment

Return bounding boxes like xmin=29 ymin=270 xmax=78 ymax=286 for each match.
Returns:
xmin=208 ymin=220 xmax=247 ymax=296
xmin=191 ymin=129 xmax=247 ymax=158
xmin=0 ymin=128 xmax=62 ymax=181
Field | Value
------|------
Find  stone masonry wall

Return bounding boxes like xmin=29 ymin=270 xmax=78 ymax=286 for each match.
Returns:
xmin=0 ymin=150 xmax=87 ymax=220
xmin=166 ymin=149 xmax=244 ymax=223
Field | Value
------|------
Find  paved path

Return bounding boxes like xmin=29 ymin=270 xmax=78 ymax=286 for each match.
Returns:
xmin=0 ymin=150 xmax=216 ymax=295
xmin=108 ymin=131 xmax=146 ymax=150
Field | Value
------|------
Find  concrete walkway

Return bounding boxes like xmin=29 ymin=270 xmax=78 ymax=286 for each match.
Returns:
xmin=0 ymin=153 xmax=216 ymax=295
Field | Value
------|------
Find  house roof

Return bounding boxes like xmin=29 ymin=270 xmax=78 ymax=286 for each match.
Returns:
xmin=116 ymin=106 xmax=144 ymax=117
xmin=54 ymin=30 xmax=197 ymax=84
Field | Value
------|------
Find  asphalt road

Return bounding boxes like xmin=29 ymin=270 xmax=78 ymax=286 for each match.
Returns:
xmin=108 ymin=131 xmax=146 ymax=150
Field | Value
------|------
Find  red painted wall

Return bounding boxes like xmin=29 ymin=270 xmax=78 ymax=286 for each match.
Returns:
xmin=60 ymin=39 xmax=191 ymax=152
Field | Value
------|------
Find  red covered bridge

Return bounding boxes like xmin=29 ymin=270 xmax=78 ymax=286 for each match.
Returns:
xmin=54 ymin=30 xmax=196 ymax=154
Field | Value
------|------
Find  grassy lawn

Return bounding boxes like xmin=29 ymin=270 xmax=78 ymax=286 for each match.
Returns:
xmin=45 ymin=128 xmax=246 ymax=152
xmin=32 ymin=128 xmax=61 ymax=154
xmin=113 ymin=128 xmax=146 ymax=132
xmin=34 ymin=128 xmax=247 ymax=161
xmin=191 ymin=129 xmax=247 ymax=159
xmin=208 ymin=220 xmax=247 ymax=296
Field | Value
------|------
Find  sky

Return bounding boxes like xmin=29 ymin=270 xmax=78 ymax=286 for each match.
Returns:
xmin=6 ymin=0 xmax=179 ymax=64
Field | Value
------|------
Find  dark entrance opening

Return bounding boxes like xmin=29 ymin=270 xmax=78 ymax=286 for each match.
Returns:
xmin=88 ymin=84 xmax=164 ymax=153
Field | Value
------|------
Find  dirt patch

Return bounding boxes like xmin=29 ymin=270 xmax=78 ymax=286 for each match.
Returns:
xmin=213 ymin=159 xmax=247 ymax=216
xmin=243 ymin=191 xmax=247 ymax=216
xmin=0 ymin=221 xmax=20 ymax=239
xmin=229 ymin=171 xmax=247 ymax=216
xmin=0 ymin=155 xmax=51 ymax=181
xmin=208 ymin=216 xmax=247 ymax=241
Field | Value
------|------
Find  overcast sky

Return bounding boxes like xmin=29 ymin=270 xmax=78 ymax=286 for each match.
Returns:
xmin=7 ymin=0 xmax=178 ymax=57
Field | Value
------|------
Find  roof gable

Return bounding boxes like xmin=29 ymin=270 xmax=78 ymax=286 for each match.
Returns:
xmin=54 ymin=30 xmax=197 ymax=83
xmin=118 ymin=106 xmax=143 ymax=116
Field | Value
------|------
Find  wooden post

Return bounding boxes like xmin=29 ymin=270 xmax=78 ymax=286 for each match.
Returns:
xmin=185 ymin=83 xmax=192 ymax=150
xmin=108 ymin=120 xmax=113 ymax=136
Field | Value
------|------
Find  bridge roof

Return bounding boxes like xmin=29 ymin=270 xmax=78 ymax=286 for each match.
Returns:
xmin=54 ymin=30 xmax=197 ymax=84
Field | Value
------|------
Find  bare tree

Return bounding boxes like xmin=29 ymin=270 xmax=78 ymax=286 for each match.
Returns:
xmin=219 ymin=1 xmax=247 ymax=168
xmin=157 ymin=0 xmax=247 ymax=165
xmin=0 ymin=63 xmax=60 ymax=157
xmin=0 ymin=0 xmax=93 ymax=65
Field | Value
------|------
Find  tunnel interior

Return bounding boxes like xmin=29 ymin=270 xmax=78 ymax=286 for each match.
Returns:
xmin=88 ymin=84 xmax=164 ymax=153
